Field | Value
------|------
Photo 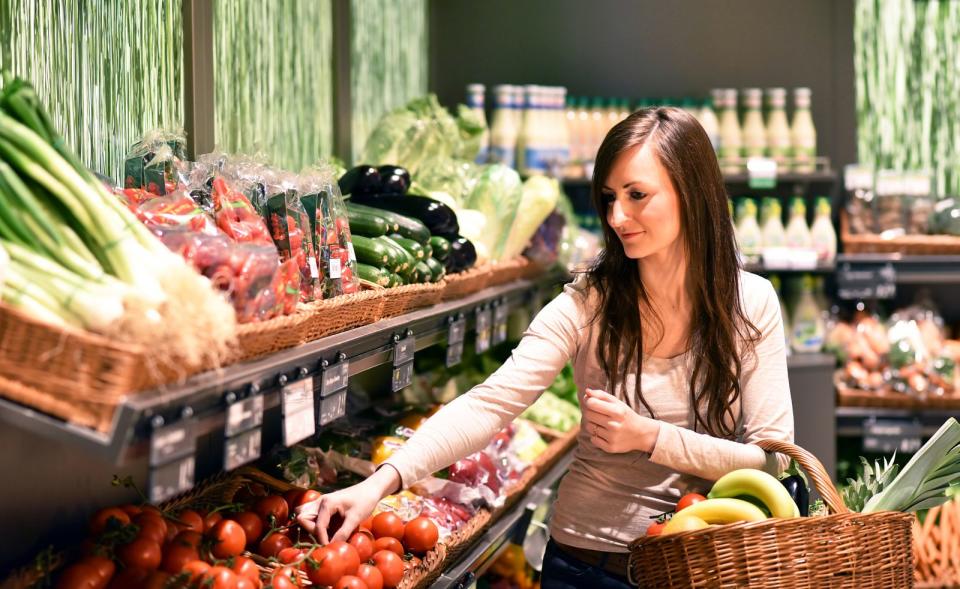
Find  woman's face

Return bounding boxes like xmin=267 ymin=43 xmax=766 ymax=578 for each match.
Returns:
xmin=601 ymin=142 xmax=683 ymax=261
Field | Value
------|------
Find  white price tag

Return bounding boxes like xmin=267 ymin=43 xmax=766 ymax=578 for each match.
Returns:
xmin=149 ymin=455 xmax=195 ymax=503
xmin=282 ymin=377 xmax=315 ymax=446
xmin=348 ymin=242 xmax=357 ymax=263
xmin=747 ymin=157 xmax=777 ymax=188
xmin=329 ymin=258 xmax=342 ymax=279
xmin=150 ymin=421 xmax=195 ymax=467
xmin=475 ymin=308 xmax=492 ymax=354
xmin=308 ymin=256 xmax=320 ymax=279
xmin=319 ymin=389 xmax=348 ymax=426
xmin=225 ymin=395 xmax=264 ymax=438
xmin=224 ymin=428 xmax=262 ymax=471
xmin=321 ymin=361 xmax=350 ymax=396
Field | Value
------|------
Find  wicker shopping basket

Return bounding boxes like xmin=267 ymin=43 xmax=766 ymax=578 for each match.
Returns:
xmin=627 ymin=440 xmax=915 ymax=588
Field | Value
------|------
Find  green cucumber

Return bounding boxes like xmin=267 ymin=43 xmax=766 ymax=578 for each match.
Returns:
xmin=347 ymin=207 xmax=390 ymax=237
xmin=423 ymin=256 xmax=445 ymax=282
xmin=356 ymin=263 xmax=390 ymax=287
xmin=347 ymin=202 xmax=429 ymax=244
xmin=378 ymin=235 xmax=414 ymax=272
xmin=389 ymin=234 xmax=425 ymax=260
xmin=422 ymin=242 xmax=433 ymax=259
xmin=429 ymin=236 xmax=450 ymax=261
xmin=413 ymin=261 xmax=432 ymax=283
xmin=346 ymin=202 xmax=400 ymax=233
xmin=351 ymin=234 xmax=393 ymax=268
xmin=388 ymin=272 xmax=404 ymax=287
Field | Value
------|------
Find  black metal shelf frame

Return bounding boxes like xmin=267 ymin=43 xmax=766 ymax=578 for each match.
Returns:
xmin=0 ymin=274 xmax=566 ymax=466
xmin=835 ymin=406 xmax=957 ymax=438
xmin=561 ymin=170 xmax=838 ymax=189
xmin=836 ymin=254 xmax=960 ymax=285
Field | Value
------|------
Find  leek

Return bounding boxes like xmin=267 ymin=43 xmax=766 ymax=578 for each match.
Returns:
xmin=863 ymin=418 xmax=960 ymax=513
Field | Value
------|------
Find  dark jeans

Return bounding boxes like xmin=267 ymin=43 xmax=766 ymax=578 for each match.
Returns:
xmin=540 ymin=540 xmax=633 ymax=589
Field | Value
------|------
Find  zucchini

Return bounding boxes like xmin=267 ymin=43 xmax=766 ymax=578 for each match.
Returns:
xmin=388 ymin=272 xmax=404 ymax=287
xmin=413 ymin=261 xmax=432 ymax=283
xmin=377 ymin=235 xmax=414 ymax=272
xmin=423 ymin=256 xmax=445 ymax=282
xmin=356 ymin=263 xmax=390 ymax=287
xmin=389 ymin=234 xmax=425 ymax=260
xmin=347 ymin=207 xmax=389 ymax=237
xmin=351 ymin=234 xmax=393 ymax=268
xmin=345 ymin=202 xmax=429 ymax=244
xmin=422 ymin=242 xmax=434 ymax=259
xmin=429 ymin=236 xmax=450 ymax=262
xmin=346 ymin=202 xmax=400 ymax=233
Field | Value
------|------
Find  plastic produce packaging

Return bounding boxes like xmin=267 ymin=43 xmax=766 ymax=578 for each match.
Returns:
xmin=844 ymin=164 xmax=876 ymax=235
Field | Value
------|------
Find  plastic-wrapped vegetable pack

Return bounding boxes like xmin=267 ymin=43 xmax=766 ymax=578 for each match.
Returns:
xmin=301 ymin=165 xmax=361 ymax=297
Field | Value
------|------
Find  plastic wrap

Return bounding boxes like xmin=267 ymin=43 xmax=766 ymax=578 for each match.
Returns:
xmin=844 ymin=165 xmax=876 ymax=235
xmin=302 ymin=165 xmax=360 ymax=297
xmin=123 ymin=129 xmax=189 ymax=196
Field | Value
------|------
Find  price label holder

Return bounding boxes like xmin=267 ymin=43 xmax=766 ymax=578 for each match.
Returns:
xmin=475 ymin=306 xmax=492 ymax=354
xmin=863 ymin=417 xmax=922 ymax=454
xmin=837 ymin=262 xmax=897 ymax=300
xmin=747 ymin=157 xmax=778 ymax=189
xmin=281 ymin=374 xmax=315 ymax=446
xmin=222 ymin=389 xmax=264 ymax=471
xmin=148 ymin=414 xmax=196 ymax=503
xmin=492 ymin=300 xmax=509 ymax=346
xmin=530 ymin=288 xmax=545 ymax=316
xmin=392 ymin=332 xmax=416 ymax=392
xmin=319 ymin=354 xmax=349 ymax=426
xmin=446 ymin=314 xmax=466 ymax=368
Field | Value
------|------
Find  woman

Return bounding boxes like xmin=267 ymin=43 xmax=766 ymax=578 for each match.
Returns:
xmin=298 ymin=107 xmax=793 ymax=587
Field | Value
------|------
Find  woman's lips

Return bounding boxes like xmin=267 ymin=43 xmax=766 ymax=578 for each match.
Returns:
xmin=619 ymin=231 xmax=644 ymax=240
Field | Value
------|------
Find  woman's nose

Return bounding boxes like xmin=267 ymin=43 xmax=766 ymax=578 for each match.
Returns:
xmin=608 ymin=199 xmax=627 ymax=227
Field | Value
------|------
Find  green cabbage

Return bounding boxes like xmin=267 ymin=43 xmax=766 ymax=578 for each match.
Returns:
xmin=463 ymin=164 xmax=523 ymax=260
xmin=501 ymin=175 xmax=560 ymax=260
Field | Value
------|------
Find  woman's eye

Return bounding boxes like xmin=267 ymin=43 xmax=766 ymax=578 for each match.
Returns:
xmin=601 ymin=192 xmax=615 ymax=204
xmin=629 ymin=191 xmax=647 ymax=200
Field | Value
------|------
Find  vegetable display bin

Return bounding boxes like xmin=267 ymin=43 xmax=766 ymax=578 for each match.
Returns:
xmin=380 ymin=282 xmax=445 ymax=319
xmin=441 ymin=264 xmax=493 ymax=301
xmin=628 ymin=440 xmax=915 ymax=588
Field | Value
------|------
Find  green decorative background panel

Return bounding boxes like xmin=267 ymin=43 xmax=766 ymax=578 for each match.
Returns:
xmin=214 ymin=0 xmax=333 ymax=170
xmin=351 ymin=0 xmax=429 ymax=163
xmin=855 ymin=0 xmax=960 ymax=195
xmin=0 ymin=0 xmax=183 ymax=180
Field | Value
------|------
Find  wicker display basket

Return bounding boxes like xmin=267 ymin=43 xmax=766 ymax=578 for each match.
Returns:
xmin=836 ymin=375 xmax=960 ymax=411
xmin=441 ymin=264 xmax=493 ymax=301
xmin=627 ymin=439 xmax=915 ymax=588
xmin=487 ymin=257 xmax=527 ymax=287
xmin=299 ymin=288 xmax=386 ymax=342
xmin=380 ymin=282 xmax=445 ymax=319
xmin=841 ymin=211 xmax=960 ymax=255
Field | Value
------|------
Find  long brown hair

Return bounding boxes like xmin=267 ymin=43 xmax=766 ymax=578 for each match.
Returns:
xmin=587 ymin=107 xmax=759 ymax=439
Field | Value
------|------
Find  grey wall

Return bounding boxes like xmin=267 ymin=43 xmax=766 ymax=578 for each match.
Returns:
xmin=430 ymin=0 xmax=857 ymax=169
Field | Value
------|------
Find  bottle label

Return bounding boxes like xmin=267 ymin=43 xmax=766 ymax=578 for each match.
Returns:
xmin=792 ymin=146 xmax=816 ymax=171
xmin=523 ymin=147 xmax=551 ymax=173
xmin=489 ymin=145 xmax=515 ymax=168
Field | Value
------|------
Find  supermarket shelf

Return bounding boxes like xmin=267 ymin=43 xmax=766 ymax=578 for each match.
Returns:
xmin=433 ymin=451 xmax=575 ymax=589
xmin=744 ymin=262 xmax=836 ymax=274
xmin=836 ymin=406 xmax=957 ymax=437
xmin=786 ymin=353 xmax=835 ymax=370
xmin=836 ymin=254 xmax=960 ymax=285
xmin=0 ymin=273 xmax=567 ymax=465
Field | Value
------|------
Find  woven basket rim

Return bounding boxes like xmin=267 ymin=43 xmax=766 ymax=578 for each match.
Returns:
xmin=0 ymin=302 xmax=147 ymax=354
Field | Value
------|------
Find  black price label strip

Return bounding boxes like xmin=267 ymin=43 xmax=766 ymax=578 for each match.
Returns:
xmin=475 ymin=307 xmax=492 ymax=354
xmin=225 ymin=395 xmax=264 ymax=438
xmin=392 ymin=362 xmax=415 ymax=392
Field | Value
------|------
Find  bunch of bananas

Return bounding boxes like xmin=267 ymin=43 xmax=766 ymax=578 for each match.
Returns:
xmin=661 ymin=469 xmax=801 ymax=535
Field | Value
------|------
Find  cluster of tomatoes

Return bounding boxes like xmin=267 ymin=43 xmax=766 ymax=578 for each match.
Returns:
xmin=644 ymin=493 xmax=706 ymax=536
xmin=54 ymin=485 xmax=439 ymax=589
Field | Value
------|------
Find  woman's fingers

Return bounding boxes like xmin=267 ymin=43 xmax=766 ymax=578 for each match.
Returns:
xmin=583 ymin=395 xmax=621 ymax=418
xmin=332 ymin=510 xmax=364 ymax=543
xmin=295 ymin=497 xmax=321 ymax=533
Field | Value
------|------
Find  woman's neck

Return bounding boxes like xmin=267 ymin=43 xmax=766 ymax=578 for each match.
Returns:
xmin=637 ymin=242 xmax=688 ymax=307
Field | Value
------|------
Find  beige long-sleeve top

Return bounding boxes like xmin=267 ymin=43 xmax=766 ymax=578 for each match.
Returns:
xmin=383 ymin=270 xmax=794 ymax=552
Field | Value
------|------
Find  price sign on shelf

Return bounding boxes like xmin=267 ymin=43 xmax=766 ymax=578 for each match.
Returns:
xmin=149 ymin=454 xmax=195 ymax=503
xmin=319 ymin=389 xmax=348 ymax=426
xmin=321 ymin=360 xmax=350 ymax=397
xmin=493 ymin=302 xmax=509 ymax=345
xmin=475 ymin=307 xmax=492 ymax=354
xmin=863 ymin=418 xmax=922 ymax=454
xmin=446 ymin=316 xmax=466 ymax=368
xmin=837 ymin=262 xmax=897 ymax=300
xmin=225 ymin=394 xmax=264 ymax=438
xmin=224 ymin=427 xmax=262 ymax=471
xmin=393 ymin=335 xmax=416 ymax=366
xmin=149 ymin=419 xmax=195 ymax=467
xmin=282 ymin=377 xmax=315 ymax=446
xmin=747 ymin=157 xmax=778 ymax=189
xmin=391 ymin=361 xmax=415 ymax=392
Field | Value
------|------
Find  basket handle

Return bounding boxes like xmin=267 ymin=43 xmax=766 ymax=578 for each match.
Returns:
xmin=756 ymin=439 xmax=848 ymax=515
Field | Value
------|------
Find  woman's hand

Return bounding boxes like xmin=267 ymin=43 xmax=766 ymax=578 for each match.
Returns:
xmin=295 ymin=465 xmax=401 ymax=543
xmin=582 ymin=388 xmax=661 ymax=454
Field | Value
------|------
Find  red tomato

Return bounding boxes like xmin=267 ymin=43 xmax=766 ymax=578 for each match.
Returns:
xmin=334 ymin=576 xmax=368 ymax=589
xmin=89 ymin=507 xmax=131 ymax=536
xmin=230 ymin=511 xmax=265 ymax=546
xmin=646 ymin=520 xmax=667 ymax=536
xmin=56 ymin=562 xmax=105 ymax=589
xmin=171 ymin=530 xmax=203 ymax=549
xmin=277 ymin=547 xmax=304 ymax=565
xmin=402 ymin=517 xmax=438 ymax=554
xmin=209 ymin=519 xmax=247 ymax=558
xmin=283 ymin=489 xmax=304 ymax=507
xmin=270 ymin=567 xmax=302 ymax=589
xmin=203 ymin=510 xmax=223 ymax=532
xmin=297 ymin=489 xmax=322 ymax=506
xmin=235 ymin=577 xmax=258 ymax=589
xmin=306 ymin=545 xmax=345 ymax=586
xmin=118 ymin=505 xmax=143 ymax=518
xmin=373 ymin=537 xmax=404 ymax=557
xmin=140 ymin=505 xmax=164 ymax=518
xmin=349 ymin=530 xmax=375 ymax=561
xmin=329 ymin=540 xmax=361 ymax=575
xmin=370 ymin=512 xmax=404 ymax=541
xmin=133 ymin=514 xmax=167 ymax=545
xmin=104 ymin=567 xmax=146 ymax=589
xmin=258 ymin=532 xmax=294 ymax=558
xmin=356 ymin=564 xmax=384 ymax=589
xmin=203 ymin=566 xmax=239 ymax=589
xmin=254 ymin=495 xmax=290 ymax=525
xmin=163 ymin=521 xmax=182 ymax=544
xmin=230 ymin=556 xmax=261 ymax=582
xmin=80 ymin=556 xmax=115 ymax=586
xmin=160 ymin=542 xmax=199 ymax=574
xmin=371 ymin=551 xmax=404 ymax=589
xmin=117 ymin=538 xmax=162 ymax=570
xmin=177 ymin=509 xmax=205 ymax=534
xmin=359 ymin=516 xmax=375 ymax=533
xmin=181 ymin=560 xmax=211 ymax=582
xmin=676 ymin=493 xmax=707 ymax=512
